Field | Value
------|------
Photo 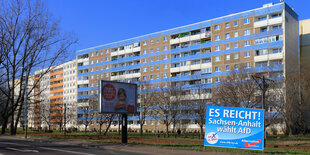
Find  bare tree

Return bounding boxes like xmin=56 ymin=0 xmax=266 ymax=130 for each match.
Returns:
xmin=80 ymin=106 xmax=94 ymax=135
xmin=97 ymin=113 xmax=114 ymax=136
xmin=0 ymin=0 xmax=76 ymax=135
xmin=40 ymin=104 xmax=52 ymax=131
xmin=189 ymin=84 xmax=211 ymax=139
xmin=156 ymin=84 xmax=184 ymax=137
xmin=138 ymin=92 xmax=153 ymax=136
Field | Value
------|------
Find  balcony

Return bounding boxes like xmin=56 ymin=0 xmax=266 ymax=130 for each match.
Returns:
xmin=254 ymin=16 xmax=282 ymax=28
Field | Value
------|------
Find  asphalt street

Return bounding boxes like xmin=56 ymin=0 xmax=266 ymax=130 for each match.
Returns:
xmin=0 ymin=136 xmax=149 ymax=155
xmin=0 ymin=136 xmax=230 ymax=155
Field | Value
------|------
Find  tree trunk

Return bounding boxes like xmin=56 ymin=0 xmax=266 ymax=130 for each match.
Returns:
xmin=118 ymin=115 xmax=120 ymax=136
xmin=140 ymin=122 xmax=143 ymax=137
xmin=166 ymin=121 xmax=169 ymax=137
xmin=200 ymin=125 xmax=204 ymax=139
xmin=99 ymin=124 xmax=102 ymax=135
xmin=10 ymin=114 xmax=15 ymax=135
xmin=1 ymin=118 xmax=8 ymax=134
xmin=104 ymin=119 xmax=112 ymax=136
xmin=13 ymin=103 xmax=23 ymax=135
xmin=84 ymin=125 xmax=88 ymax=135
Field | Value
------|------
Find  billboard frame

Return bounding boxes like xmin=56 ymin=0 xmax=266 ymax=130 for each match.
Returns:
xmin=98 ymin=80 xmax=138 ymax=114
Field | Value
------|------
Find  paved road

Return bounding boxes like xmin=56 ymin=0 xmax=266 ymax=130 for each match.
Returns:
xmin=0 ymin=136 xmax=231 ymax=155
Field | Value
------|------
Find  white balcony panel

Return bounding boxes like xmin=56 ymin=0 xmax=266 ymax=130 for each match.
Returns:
xmin=77 ymin=58 xmax=88 ymax=63
xmin=111 ymin=52 xmax=118 ymax=57
xmin=170 ymin=38 xmax=179 ymax=44
xmin=254 ymin=55 xmax=268 ymax=62
xmin=77 ymin=80 xmax=89 ymax=85
xmin=133 ymin=47 xmax=141 ymax=52
xmin=191 ymin=64 xmax=201 ymax=70
xmin=179 ymin=66 xmax=191 ymax=72
xmin=268 ymin=17 xmax=283 ymax=25
xmin=254 ymin=20 xmax=268 ymax=28
xmin=170 ymin=67 xmax=180 ymax=73
xmin=124 ymin=49 xmax=133 ymax=54
xmin=131 ymin=73 xmax=141 ymax=78
xmin=190 ymin=34 xmax=200 ymax=41
xmin=118 ymin=50 xmax=125 ymax=55
xmin=269 ymin=53 xmax=283 ymax=60
xmin=110 ymin=76 xmax=119 ymax=81
xmin=180 ymin=36 xmax=190 ymax=43
xmin=201 ymin=63 xmax=212 ymax=69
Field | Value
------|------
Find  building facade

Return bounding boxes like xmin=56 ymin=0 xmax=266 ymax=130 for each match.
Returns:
xmin=75 ymin=2 xmax=299 ymax=131
xmin=33 ymin=60 xmax=77 ymax=130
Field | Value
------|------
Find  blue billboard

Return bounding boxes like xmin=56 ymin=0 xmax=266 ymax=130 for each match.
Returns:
xmin=204 ymin=106 xmax=264 ymax=150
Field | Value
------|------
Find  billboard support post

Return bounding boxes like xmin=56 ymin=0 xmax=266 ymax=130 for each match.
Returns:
xmin=122 ymin=114 xmax=127 ymax=144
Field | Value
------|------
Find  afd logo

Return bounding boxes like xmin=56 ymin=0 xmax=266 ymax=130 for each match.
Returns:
xmin=206 ymin=132 xmax=218 ymax=144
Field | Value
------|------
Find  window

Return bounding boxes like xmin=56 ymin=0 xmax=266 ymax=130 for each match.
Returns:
xmin=215 ymin=67 xmax=221 ymax=72
xmin=106 ymin=49 xmax=109 ymax=53
xmin=163 ymin=46 xmax=168 ymax=51
xmin=244 ymin=18 xmax=250 ymax=24
xmin=143 ymin=68 xmax=147 ymax=72
xmin=244 ymin=51 xmax=250 ymax=57
xmin=150 ymin=40 xmax=154 ymax=44
xmin=163 ymin=36 xmax=168 ymax=41
xmin=150 ymin=48 xmax=153 ymax=53
xmin=234 ymin=53 xmax=239 ymax=59
xmin=101 ymin=51 xmax=103 ymax=55
xmin=255 ymin=37 xmax=268 ymax=45
xmin=215 ymin=25 xmax=220 ymax=30
xmin=257 ymin=16 xmax=267 ymax=21
xmin=156 ymin=47 xmax=159 ymax=52
xmin=244 ymin=40 xmax=250 ymax=47
xmin=105 ymin=57 xmax=109 ymax=61
xmin=143 ymin=59 xmax=147 ymax=63
xmin=202 ymin=68 xmax=212 ymax=73
xmin=244 ymin=29 xmax=250 ymax=36
xmin=215 ymin=56 xmax=220 ymax=61
xmin=150 ymin=75 xmax=154 ymax=80
xmin=143 ymin=76 xmax=147 ymax=81
xmin=226 ymin=44 xmax=230 ymax=50
xmin=215 ymin=46 xmax=220 ymax=51
xmin=163 ymin=73 xmax=168 ymax=78
xmin=156 ymin=56 xmax=159 ymax=61
xmin=215 ymin=35 xmax=220 ymax=41
xmin=163 ymin=64 xmax=168 ymax=69
xmin=271 ymin=13 xmax=282 ymax=19
xmin=234 ymin=42 xmax=238 ymax=48
xmin=234 ymin=32 xmax=238 ymax=38
xmin=225 ymin=23 xmax=230 ymax=28
xmin=163 ymin=55 xmax=168 ymax=60
xmin=150 ymin=66 xmax=153 ymax=71
xmin=156 ymin=65 xmax=159 ymax=70
xmin=215 ymin=77 xmax=220 ymax=83
xmin=226 ymin=55 xmax=230 ymax=60
xmin=225 ymin=33 xmax=230 ymax=39
xmin=156 ymin=74 xmax=160 ymax=79
xmin=143 ymin=41 xmax=147 ymax=46
xmin=272 ymin=48 xmax=282 ymax=54
xmin=234 ymin=21 xmax=238 ymax=26
xmin=143 ymin=50 xmax=147 ymax=54
xmin=226 ymin=65 xmax=230 ymax=71
xmin=244 ymin=62 xmax=251 ymax=69
xmin=156 ymin=38 xmax=159 ymax=43
xmin=234 ymin=64 xmax=239 ymax=70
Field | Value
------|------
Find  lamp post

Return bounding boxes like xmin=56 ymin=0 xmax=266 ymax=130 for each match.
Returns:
xmin=252 ymin=75 xmax=273 ymax=148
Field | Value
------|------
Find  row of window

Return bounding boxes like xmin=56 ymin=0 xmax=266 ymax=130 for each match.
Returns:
xmin=142 ymin=46 xmax=168 ymax=54
xmin=214 ymin=29 xmax=250 ymax=41
xmin=142 ymin=64 xmax=169 ymax=72
xmin=214 ymin=62 xmax=251 ymax=72
xmin=142 ymin=37 xmax=168 ymax=46
xmin=215 ymin=18 xmax=251 ymax=30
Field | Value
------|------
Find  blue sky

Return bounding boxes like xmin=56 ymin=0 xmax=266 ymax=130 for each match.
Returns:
xmin=46 ymin=0 xmax=310 ymax=59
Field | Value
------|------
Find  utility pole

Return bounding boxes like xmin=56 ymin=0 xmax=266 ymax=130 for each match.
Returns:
xmin=64 ymin=103 xmax=67 ymax=136
xmin=252 ymin=75 xmax=273 ymax=148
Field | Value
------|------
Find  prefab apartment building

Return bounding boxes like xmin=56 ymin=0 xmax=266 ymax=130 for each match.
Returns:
xmin=32 ymin=2 xmax=299 ymax=131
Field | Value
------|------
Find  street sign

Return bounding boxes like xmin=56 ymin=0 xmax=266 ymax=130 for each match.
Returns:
xmin=204 ymin=106 xmax=264 ymax=150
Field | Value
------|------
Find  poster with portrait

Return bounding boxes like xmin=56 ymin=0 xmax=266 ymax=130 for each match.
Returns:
xmin=99 ymin=80 xmax=137 ymax=114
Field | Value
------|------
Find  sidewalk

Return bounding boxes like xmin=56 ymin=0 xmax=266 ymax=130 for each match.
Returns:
xmin=1 ymin=135 xmax=233 ymax=155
